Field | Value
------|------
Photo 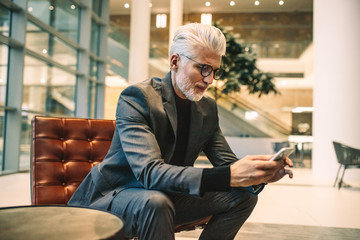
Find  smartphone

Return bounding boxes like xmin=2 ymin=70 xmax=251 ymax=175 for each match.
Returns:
xmin=269 ymin=147 xmax=294 ymax=161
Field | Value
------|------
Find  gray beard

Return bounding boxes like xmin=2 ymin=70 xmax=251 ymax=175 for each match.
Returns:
xmin=176 ymin=77 xmax=204 ymax=102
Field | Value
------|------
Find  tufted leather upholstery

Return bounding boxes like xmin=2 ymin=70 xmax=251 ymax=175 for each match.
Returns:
xmin=31 ymin=115 xmax=116 ymax=205
xmin=31 ymin=115 xmax=210 ymax=232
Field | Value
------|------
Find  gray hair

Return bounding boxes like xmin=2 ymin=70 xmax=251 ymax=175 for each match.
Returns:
xmin=169 ymin=23 xmax=226 ymax=60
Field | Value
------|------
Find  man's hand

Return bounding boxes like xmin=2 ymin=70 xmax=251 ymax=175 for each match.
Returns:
xmin=230 ymin=155 xmax=293 ymax=187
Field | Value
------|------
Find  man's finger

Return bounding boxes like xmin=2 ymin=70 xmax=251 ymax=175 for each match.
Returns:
xmin=247 ymin=155 xmax=272 ymax=161
xmin=285 ymin=169 xmax=293 ymax=178
xmin=285 ymin=157 xmax=294 ymax=167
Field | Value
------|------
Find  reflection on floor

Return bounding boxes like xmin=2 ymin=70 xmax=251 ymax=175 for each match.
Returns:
xmin=1 ymin=168 xmax=360 ymax=240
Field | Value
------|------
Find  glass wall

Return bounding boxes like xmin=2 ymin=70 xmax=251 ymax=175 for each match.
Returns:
xmin=22 ymin=55 xmax=76 ymax=115
xmin=90 ymin=20 xmax=100 ymax=55
xmin=0 ymin=4 xmax=10 ymax=36
xmin=26 ymin=22 xmax=77 ymax=69
xmin=0 ymin=44 xmax=8 ymax=106
xmin=27 ymin=0 xmax=79 ymax=42
xmin=0 ymin=43 xmax=8 ymax=170
xmin=0 ymin=0 xmax=109 ymax=174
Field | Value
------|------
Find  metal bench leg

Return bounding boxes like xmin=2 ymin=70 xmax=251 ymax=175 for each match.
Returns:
xmin=338 ymin=165 xmax=347 ymax=189
xmin=333 ymin=165 xmax=342 ymax=187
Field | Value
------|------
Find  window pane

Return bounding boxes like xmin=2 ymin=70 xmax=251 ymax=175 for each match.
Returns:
xmin=0 ymin=44 xmax=8 ymax=106
xmin=23 ymin=55 xmax=76 ymax=115
xmin=0 ymin=4 xmax=11 ymax=37
xmin=27 ymin=0 xmax=79 ymax=42
xmin=0 ymin=109 xmax=4 ymax=170
xmin=27 ymin=0 xmax=51 ymax=26
xmin=20 ymin=112 xmax=33 ymax=171
xmin=90 ymin=20 xmax=100 ymax=55
xmin=89 ymin=58 xmax=98 ymax=77
xmin=92 ymin=0 xmax=102 ymax=17
xmin=26 ymin=22 xmax=77 ymax=69
xmin=26 ymin=22 xmax=50 ymax=54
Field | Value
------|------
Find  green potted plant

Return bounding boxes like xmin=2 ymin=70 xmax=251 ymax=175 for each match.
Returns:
xmin=210 ymin=23 xmax=278 ymax=100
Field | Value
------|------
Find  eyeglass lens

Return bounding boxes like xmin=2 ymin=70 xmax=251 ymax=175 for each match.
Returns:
xmin=201 ymin=65 xmax=223 ymax=79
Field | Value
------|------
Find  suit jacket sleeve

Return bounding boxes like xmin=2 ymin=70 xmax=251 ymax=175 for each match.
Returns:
xmin=116 ymin=85 xmax=203 ymax=196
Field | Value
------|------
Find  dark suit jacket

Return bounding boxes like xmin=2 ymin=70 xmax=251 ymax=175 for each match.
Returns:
xmin=68 ymin=72 xmax=238 ymax=210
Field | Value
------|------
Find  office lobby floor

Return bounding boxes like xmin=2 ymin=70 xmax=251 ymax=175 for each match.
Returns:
xmin=1 ymin=168 xmax=360 ymax=239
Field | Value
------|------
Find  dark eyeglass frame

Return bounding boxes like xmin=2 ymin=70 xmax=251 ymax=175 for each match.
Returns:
xmin=180 ymin=54 xmax=223 ymax=80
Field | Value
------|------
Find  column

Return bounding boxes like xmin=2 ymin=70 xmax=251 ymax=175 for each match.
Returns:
xmin=96 ymin=0 xmax=109 ymax=119
xmin=128 ymin=0 xmax=151 ymax=84
xmin=76 ymin=0 xmax=91 ymax=118
xmin=169 ymin=0 xmax=183 ymax=48
xmin=313 ymin=0 xmax=360 ymax=183
xmin=3 ymin=0 xmax=27 ymax=172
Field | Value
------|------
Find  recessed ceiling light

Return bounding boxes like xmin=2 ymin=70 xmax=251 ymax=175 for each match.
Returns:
xmin=205 ymin=1 xmax=211 ymax=7
xmin=230 ymin=1 xmax=235 ymax=6
xmin=49 ymin=5 xmax=54 ymax=10
xmin=254 ymin=1 xmax=260 ymax=6
xmin=124 ymin=3 xmax=130 ymax=8
xmin=70 ymin=5 xmax=76 ymax=10
xmin=279 ymin=0 xmax=284 ymax=5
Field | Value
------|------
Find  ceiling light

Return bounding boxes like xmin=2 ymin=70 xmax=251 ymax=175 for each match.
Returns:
xmin=28 ymin=7 xmax=33 ymax=12
xmin=149 ymin=3 xmax=152 ymax=7
xmin=42 ymin=49 xmax=48 ymax=54
xmin=230 ymin=1 xmax=235 ymax=6
xmin=49 ymin=5 xmax=54 ymax=10
xmin=254 ymin=1 xmax=260 ymax=6
xmin=205 ymin=2 xmax=211 ymax=7
xmin=279 ymin=0 xmax=284 ymax=5
xmin=156 ymin=14 xmax=167 ymax=28
xmin=70 ymin=5 xmax=76 ymax=10
xmin=201 ymin=13 xmax=212 ymax=25
xmin=124 ymin=3 xmax=130 ymax=8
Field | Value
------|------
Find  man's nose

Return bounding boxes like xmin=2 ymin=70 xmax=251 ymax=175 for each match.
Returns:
xmin=203 ymin=74 xmax=213 ymax=85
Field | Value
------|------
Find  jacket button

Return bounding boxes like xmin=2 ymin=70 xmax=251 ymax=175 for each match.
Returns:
xmin=112 ymin=191 xmax=117 ymax=196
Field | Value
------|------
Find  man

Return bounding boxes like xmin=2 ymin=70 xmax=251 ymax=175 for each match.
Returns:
xmin=68 ymin=23 xmax=293 ymax=240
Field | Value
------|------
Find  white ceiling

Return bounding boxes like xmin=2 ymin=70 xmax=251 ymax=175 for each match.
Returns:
xmin=109 ymin=0 xmax=313 ymax=15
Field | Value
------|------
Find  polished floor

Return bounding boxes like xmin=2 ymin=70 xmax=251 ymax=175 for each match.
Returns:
xmin=1 ymin=168 xmax=360 ymax=239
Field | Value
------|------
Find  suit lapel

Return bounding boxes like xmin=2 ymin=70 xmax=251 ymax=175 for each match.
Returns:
xmin=161 ymin=72 xmax=177 ymax=139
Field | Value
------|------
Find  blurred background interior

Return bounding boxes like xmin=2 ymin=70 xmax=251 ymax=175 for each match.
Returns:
xmin=0 ymin=0 xmax=359 ymax=238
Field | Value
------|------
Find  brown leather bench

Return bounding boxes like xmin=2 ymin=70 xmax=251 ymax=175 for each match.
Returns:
xmin=31 ymin=115 xmax=210 ymax=235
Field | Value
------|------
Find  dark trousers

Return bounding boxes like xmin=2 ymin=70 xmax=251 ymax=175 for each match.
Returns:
xmin=110 ymin=188 xmax=258 ymax=240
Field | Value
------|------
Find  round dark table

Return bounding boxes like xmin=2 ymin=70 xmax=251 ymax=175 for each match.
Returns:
xmin=0 ymin=205 xmax=124 ymax=240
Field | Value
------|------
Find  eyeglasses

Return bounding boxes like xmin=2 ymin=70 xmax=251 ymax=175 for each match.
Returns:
xmin=180 ymin=54 xmax=224 ymax=80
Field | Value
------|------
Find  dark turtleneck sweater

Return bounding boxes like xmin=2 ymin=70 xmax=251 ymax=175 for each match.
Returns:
xmin=169 ymin=93 xmax=231 ymax=193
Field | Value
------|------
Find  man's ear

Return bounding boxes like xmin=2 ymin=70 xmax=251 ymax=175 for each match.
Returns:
xmin=170 ymin=54 xmax=180 ymax=72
